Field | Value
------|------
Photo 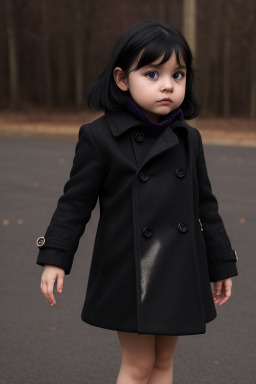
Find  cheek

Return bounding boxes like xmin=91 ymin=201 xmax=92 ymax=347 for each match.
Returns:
xmin=129 ymin=83 xmax=148 ymax=101
xmin=178 ymin=85 xmax=186 ymax=101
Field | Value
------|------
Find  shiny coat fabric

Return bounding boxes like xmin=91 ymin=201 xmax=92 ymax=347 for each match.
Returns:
xmin=36 ymin=109 xmax=238 ymax=335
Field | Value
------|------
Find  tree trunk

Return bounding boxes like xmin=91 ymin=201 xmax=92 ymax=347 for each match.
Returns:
xmin=182 ymin=0 xmax=196 ymax=57
xmin=56 ymin=0 xmax=69 ymax=106
xmin=74 ymin=0 xmax=84 ymax=108
xmin=5 ymin=0 xmax=19 ymax=109
xmin=158 ymin=0 xmax=170 ymax=22
xmin=41 ymin=0 xmax=53 ymax=110
xmin=250 ymin=4 xmax=256 ymax=118
xmin=222 ymin=20 xmax=230 ymax=117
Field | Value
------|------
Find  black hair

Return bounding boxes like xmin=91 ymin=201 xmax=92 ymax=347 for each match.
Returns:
xmin=85 ymin=20 xmax=200 ymax=119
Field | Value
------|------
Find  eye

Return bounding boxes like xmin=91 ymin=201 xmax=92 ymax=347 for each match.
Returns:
xmin=173 ymin=72 xmax=184 ymax=80
xmin=145 ymin=71 xmax=159 ymax=79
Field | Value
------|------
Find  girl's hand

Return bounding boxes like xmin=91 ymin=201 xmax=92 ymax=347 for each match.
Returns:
xmin=212 ymin=278 xmax=232 ymax=306
xmin=40 ymin=265 xmax=65 ymax=307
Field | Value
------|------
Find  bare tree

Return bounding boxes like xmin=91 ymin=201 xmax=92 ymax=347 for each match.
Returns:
xmin=158 ymin=0 xmax=171 ymax=22
xmin=41 ymin=0 xmax=53 ymax=109
xmin=56 ymin=0 xmax=69 ymax=106
xmin=5 ymin=0 xmax=19 ymax=109
xmin=236 ymin=0 xmax=256 ymax=118
xmin=222 ymin=17 xmax=230 ymax=117
xmin=182 ymin=0 xmax=196 ymax=57
xmin=73 ymin=0 xmax=84 ymax=108
xmin=250 ymin=1 xmax=256 ymax=118
xmin=1 ymin=0 xmax=255 ymax=117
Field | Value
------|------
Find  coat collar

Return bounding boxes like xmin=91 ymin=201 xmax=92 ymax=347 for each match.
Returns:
xmin=105 ymin=109 xmax=193 ymax=170
xmin=105 ymin=108 xmax=188 ymax=138
xmin=105 ymin=109 xmax=146 ymax=137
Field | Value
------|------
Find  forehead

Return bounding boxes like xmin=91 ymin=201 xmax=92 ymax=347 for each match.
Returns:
xmin=148 ymin=52 xmax=186 ymax=67
xmin=131 ymin=48 xmax=186 ymax=72
xmin=135 ymin=54 xmax=186 ymax=73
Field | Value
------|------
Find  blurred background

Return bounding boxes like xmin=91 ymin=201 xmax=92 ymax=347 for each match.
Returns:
xmin=0 ymin=0 xmax=255 ymax=119
xmin=1 ymin=2 xmax=256 ymax=383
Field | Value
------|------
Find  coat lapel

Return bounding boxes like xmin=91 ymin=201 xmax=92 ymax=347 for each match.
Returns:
xmin=139 ymin=127 xmax=179 ymax=170
xmin=105 ymin=110 xmax=181 ymax=170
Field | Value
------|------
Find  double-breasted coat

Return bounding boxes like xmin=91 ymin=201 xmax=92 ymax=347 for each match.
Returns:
xmin=36 ymin=109 xmax=238 ymax=336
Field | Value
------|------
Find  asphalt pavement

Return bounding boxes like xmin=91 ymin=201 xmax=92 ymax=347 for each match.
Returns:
xmin=0 ymin=135 xmax=255 ymax=384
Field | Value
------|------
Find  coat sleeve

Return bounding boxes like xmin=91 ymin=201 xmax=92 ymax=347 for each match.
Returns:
xmin=194 ymin=128 xmax=238 ymax=282
xmin=36 ymin=124 xmax=106 ymax=275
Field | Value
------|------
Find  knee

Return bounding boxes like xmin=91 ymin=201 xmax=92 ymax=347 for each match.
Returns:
xmin=123 ymin=354 xmax=155 ymax=380
xmin=154 ymin=353 xmax=174 ymax=371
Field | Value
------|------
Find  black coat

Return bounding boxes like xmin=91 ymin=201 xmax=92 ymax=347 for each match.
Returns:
xmin=36 ymin=109 xmax=238 ymax=336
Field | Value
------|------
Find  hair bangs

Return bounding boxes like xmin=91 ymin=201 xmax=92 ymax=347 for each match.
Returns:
xmin=135 ymin=33 xmax=175 ymax=70
xmin=175 ymin=40 xmax=188 ymax=67
xmin=134 ymin=32 xmax=188 ymax=71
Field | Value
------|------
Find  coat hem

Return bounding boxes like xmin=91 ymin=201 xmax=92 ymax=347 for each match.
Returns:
xmin=81 ymin=314 xmax=216 ymax=336
xmin=205 ymin=309 xmax=217 ymax=324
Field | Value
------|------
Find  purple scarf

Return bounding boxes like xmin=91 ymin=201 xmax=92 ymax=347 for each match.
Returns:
xmin=125 ymin=97 xmax=185 ymax=129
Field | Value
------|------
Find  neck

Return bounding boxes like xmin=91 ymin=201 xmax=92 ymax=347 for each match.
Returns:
xmin=125 ymin=98 xmax=184 ymax=128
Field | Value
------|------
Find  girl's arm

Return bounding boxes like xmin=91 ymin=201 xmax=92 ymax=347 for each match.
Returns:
xmin=212 ymin=277 xmax=232 ymax=306
xmin=194 ymin=129 xmax=238 ymax=282
xmin=40 ymin=265 xmax=65 ymax=306
xmin=36 ymin=124 xmax=106 ymax=275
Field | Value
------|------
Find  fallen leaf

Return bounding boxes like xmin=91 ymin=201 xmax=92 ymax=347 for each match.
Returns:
xmin=17 ymin=219 xmax=24 ymax=225
xmin=239 ymin=218 xmax=246 ymax=224
xmin=41 ymin=326 xmax=56 ymax=332
xmin=3 ymin=220 xmax=9 ymax=226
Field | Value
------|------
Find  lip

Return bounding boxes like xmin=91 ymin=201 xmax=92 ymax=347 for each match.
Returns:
xmin=158 ymin=98 xmax=173 ymax=104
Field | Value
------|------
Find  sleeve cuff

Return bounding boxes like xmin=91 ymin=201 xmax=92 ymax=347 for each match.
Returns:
xmin=36 ymin=226 xmax=79 ymax=275
xmin=36 ymin=248 xmax=74 ymax=275
xmin=208 ymin=260 xmax=238 ymax=282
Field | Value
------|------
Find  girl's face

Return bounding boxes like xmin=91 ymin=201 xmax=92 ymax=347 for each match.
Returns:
xmin=113 ymin=51 xmax=186 ymax=122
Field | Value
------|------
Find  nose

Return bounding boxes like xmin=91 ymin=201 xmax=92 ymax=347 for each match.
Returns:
xmin=160 ymin=77 xmax=174 ymax=93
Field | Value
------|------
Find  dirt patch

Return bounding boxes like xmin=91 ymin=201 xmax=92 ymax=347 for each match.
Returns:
xmin=0 ymin=110 xmax=103 ymax=141
xmin=0 ymin=110 xmax=256 ymax=146
xmin=193 ymin=118 xmax=256 ymax=146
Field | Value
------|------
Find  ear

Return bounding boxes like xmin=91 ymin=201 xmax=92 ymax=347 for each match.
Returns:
xmin=113 ymin=67 xmax=129 ymax=91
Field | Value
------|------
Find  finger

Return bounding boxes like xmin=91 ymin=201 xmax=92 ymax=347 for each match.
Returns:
xmin=47 ymin=280 xmax=56 ymax=306
xmin=225 ymin=284 xmax=232 ymax=296
xmin=218 ymin=292 xmax=231 ymax=306
xmin=41 ymin=280 xmax=52 ymax=305
xmin=225 ymin=279 xmax=232 ymax=290
xmin=214 ymin=280 xmax=223 ymax=296
xmin=57 ymin=275 xmax=64 ymax=294
xmin=213 ymin=282 xmax=222 ymax=299
xmin=213 ymin=297 xmax=223 ymax=305
xmin=218 ymin=285 xmax=232 ymax=306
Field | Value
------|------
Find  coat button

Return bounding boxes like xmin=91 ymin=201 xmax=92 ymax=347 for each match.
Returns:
xmin=142 ymin=227 xmax=153 ymax=238
xmin=139 ymin=171 xmax=150 ymax=182
xmin=135 ymin=132 xmax=144 ymax=142
xmin=36 ymin=236 xmax=45 ymax=246
xmin=177 ymin=222 xmax=188 ymax=233
xmin=175 ymin=168 xmax=186 ymax=178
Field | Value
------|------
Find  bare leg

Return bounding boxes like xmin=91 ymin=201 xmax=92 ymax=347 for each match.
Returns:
xmin=148 ymin=335 xmax=179 ymax=384
xmin=116 ymin=331 xmax=155 ymax=384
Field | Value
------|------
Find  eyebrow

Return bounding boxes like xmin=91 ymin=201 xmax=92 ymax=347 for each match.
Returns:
xmin=144 ymin=64 xmax=186 ymax=71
